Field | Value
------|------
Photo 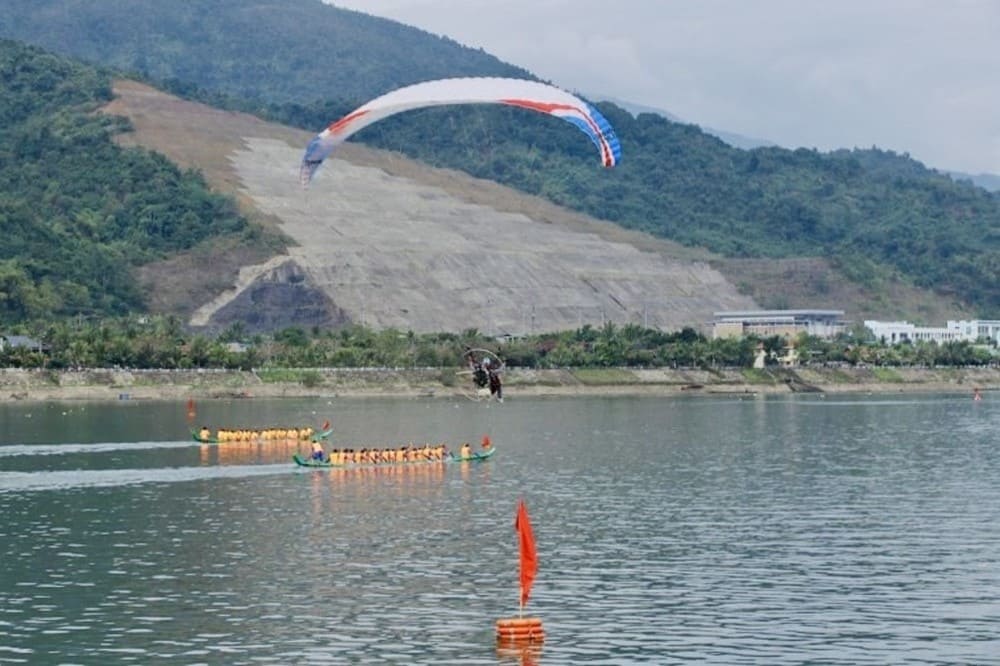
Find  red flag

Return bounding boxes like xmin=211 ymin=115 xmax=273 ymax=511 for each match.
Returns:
xmin=515 ymin=499 xmax=538 ymax=609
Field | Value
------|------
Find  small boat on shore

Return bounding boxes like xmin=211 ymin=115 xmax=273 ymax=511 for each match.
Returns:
xmin=293 ymin=445 xmax=495 ymax=468
xmin=192 ymin=426 xmax=334 ymax=445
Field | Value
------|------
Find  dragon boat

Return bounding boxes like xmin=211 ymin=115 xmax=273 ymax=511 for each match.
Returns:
xmin=293 ymin=445 xmax=495 ymax=468
xmin=192 ymin=427 xmax=334 ymax=445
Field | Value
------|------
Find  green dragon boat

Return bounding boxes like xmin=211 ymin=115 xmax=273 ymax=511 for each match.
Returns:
xmin=293 ymin=446 xmax=496 ymax=468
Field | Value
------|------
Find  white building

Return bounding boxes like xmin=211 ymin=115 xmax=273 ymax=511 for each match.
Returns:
xmin=713 ymin=310 xmax=847 ymax=340
xmin=865 ymin=319 xmax=1000 ymax=344
xmin=947 ymin=320 xmax=1000 ymax=344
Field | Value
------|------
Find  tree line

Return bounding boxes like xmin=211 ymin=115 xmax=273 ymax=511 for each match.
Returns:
xmin=1 ymin=316 xmax=994 ymax=371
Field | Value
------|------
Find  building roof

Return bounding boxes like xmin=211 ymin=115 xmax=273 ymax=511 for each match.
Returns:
xmin=714 ymin=309 xmax=845 ymax=318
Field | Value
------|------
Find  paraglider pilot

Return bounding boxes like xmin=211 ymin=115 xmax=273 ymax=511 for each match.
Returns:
xmin=464 ymin=347 xmax=489 ymax=389
xmin=488 ymin=363 xmax=503 ymax=402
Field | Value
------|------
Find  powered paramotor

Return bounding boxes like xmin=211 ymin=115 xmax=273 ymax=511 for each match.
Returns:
xmin=300 ymin=77 xmax=621 ymax=185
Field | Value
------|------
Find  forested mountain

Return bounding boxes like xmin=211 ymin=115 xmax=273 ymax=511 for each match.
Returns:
xmin=0 ymin=40 xmax=249 ymax=322
xmin=0 ymin=0 xmax=530 ymax=103
xmin=1 ymin=0 xmax=998 ymax=316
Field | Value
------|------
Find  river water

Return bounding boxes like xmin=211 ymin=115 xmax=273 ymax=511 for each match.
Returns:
xmin=0 ymin=393 xmax=997 ymax=665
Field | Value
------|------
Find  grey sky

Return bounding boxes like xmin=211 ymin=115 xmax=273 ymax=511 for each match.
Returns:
xmin=328 ymin=0 xmax=1000 ymax=176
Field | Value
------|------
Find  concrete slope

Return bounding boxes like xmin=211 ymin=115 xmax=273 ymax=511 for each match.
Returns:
xmin=105 ymin=81 xmax=756 ymax=334
xmin=230 ymin=138 xmax=754 ymax=334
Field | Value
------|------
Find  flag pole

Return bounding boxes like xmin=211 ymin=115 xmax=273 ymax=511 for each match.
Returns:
xmin=497 ymin=499 xmax=543 ymax=643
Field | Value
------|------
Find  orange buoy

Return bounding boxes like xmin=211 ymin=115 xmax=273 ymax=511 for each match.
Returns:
xmin=496 ymin=617 xmax=544 ymax=642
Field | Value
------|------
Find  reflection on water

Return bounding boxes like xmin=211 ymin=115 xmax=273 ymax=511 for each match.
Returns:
xmin=201 ymin=438 xmax=313 ymax=467
xmin=497 ymin=641 xmax=543 ymax=666
xmin=0 ymin=394 xmax=998 ymax=664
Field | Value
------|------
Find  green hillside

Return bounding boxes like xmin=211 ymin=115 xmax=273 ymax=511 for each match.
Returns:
xmin=1 ymin=0 xmax=998 ymax=316
xmin=0 ymin=0 xmax=530 ymax=103
xmin=0 ymin=40 xmax=249 ymax=322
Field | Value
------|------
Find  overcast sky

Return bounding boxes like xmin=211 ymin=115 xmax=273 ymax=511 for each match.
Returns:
xmin=328 ymin=0 xmax=1000 ymax=176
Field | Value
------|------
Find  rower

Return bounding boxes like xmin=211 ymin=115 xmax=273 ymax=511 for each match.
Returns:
xmin=198 ymin=426 xmax=211 ymax=441
xmin=310 ymin=440 xmax=326 ymax=461
xmin=459 ymin=442 xmax=472 ymax=459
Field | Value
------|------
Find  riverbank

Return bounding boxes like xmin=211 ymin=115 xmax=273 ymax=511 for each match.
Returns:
xmin=0 ymin=366 xmax=997 ymax=403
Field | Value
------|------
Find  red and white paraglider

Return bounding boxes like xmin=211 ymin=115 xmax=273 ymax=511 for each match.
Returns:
xmin=299 ymin=77 xmax=622 ymax=186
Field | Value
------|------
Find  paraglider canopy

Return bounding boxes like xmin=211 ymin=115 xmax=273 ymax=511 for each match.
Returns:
xmin=300 ymin=77 xmax=622 ymax=185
